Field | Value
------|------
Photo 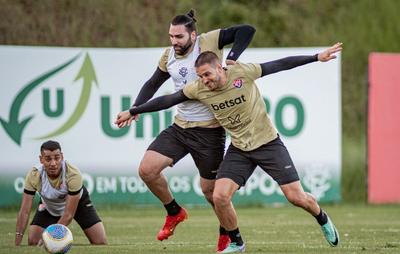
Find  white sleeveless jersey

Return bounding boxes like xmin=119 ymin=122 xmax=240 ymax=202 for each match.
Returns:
xmin=37 ymin=161 xmax=82 ymax=216
xmin=166 ymin=37 xmax=215 ymax=121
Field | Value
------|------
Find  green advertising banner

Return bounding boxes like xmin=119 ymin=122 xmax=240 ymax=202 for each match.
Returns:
xmin=0 ymin=46 xmax=341 ymax=207
xmin=3 ymin=168 xmax=340 ymax=207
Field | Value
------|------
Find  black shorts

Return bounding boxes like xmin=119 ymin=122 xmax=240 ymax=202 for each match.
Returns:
xmin=217 ymin=135 xmax=300 ymax=186
xmin=31 ymin=186 xmax=101 ymax=230
xmin=148 ymin=123 xmax=226 ymax=179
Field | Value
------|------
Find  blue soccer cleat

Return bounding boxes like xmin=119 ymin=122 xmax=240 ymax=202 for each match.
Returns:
xmin=321 ymin=216 xmax=339 ymax=247
xmin=218 ymin=242 xmax=245 ymax=253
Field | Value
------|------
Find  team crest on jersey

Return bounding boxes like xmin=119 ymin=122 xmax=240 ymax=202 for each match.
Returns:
xmin=233 ymin=79 xmax=243 ymax=88
xmin=179 ymin=67 xmax=188 ymax=78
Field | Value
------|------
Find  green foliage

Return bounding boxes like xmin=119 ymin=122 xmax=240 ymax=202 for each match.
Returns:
xmin=1 ymin=0 xmax=400 ymax=201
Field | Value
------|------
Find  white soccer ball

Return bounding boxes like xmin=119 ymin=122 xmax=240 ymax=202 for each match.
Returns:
xmin=42 ymin=224 xmax=73 ymax=254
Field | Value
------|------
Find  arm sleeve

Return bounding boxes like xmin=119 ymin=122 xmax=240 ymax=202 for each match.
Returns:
xmin=133 ymin=67 xmax=171 ymax=106
xmin=158 ymin=48 xmax=170 ymax=72
xmin=23 ymin=168 xmax=38 ymax=195
xmin=130 ymin=90 xmax=189 ymax=116
xmin=218 ymin=24 xmax=256 ymax=61
xmin=260 ymin=54 xmax=318 ymax=77
xmin=65 ymin=162 xmax=83 ymax=195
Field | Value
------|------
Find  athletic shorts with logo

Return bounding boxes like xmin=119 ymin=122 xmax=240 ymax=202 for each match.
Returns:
xmin=217 ymin=135 xmax=300 ymax=186
xmin=148 ymin=123 xmax=226 ymax=179
xmin=31 ymin=186 xmax=101 ymax=230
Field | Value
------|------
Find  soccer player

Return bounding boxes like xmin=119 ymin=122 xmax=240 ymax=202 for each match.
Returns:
xmin=115 ymin=42 xmax=343 ymax=253
xmin=125 ymin=9 xmax=255 ymax=250
xmin=15 ymin=140 xmax=107 ymax=246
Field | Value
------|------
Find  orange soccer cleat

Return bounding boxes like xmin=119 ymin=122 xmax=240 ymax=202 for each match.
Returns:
xmin=217 ymin=234 xmax=231 ymax=252
xmin=157 ymin=207 xmax=188 ymax=241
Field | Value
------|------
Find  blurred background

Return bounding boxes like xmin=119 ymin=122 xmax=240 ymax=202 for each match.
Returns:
xmin=1 ymin=0 xmax=400 ymax=203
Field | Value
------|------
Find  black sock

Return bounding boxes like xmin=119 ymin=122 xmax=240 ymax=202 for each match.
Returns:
xmin=164 ymin=199 xmax=181 ymax=216
xmin=314 ymin=208 xmax=328 ymax=226
xmin=219 ymin=225 xmax=228 ymax=235
xmin=228 ymin=228 xmax=243 ymax=246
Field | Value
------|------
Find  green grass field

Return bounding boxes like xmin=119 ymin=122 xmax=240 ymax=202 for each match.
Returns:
xmin=1 ymin=205 xmax=399 ymax=254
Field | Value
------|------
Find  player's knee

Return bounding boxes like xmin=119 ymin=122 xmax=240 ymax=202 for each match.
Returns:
xmin=28 ymin=237 xmax=39 ymax=246
xmin=213 ymin=191 xmax=231 ymax=207
xmin=202 ymin=189 xmax=214 ymax=205
xmin=286 ymin=192 xmax=307 ymax=207
xmin=90 ymin=237 xmax=107 ymax=245
xmin=138 ymin=163 xmax=157 ymax=182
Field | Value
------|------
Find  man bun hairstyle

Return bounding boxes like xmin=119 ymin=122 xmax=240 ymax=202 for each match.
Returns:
xmin=171 ymin=9 xmax=197 ymax=33
xmin=40 ymin=140 xmax=62 ymax=152
xmin=195 ymin=51 xmax=220 ymax=68
xmin=186 ymin=9 xmax=197 ymax=22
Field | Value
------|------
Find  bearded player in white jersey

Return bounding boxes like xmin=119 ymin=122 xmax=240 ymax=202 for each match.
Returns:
xmin=116 ymin=43 xmax=342 ymax=253
xmin=125 ymin=10 xmax=255 ymax=251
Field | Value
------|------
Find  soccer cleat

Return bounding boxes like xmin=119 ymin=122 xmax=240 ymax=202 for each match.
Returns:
xmin=217 ymin=234 xmax=231 ymax=252
xmin=321 ymin=216 xmax=339 ymax=247
xmin=157 ymin=207 xmax=188 ymax=241
xmin=218 ymin=242 xmax=245 ymax=253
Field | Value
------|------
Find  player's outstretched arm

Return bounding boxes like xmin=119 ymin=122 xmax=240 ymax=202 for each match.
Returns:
xmin=260 ymin=42 xmax=343 ymax=77
xmin=115 ymin=90 xmax=189 ymax=128
xmin=125 ymin=68 xmax=171 ymax=125
xmin=133 ymin=68 xmax=171 ymax=106
xmin=219 ymin=24 xmax=256 ymax=65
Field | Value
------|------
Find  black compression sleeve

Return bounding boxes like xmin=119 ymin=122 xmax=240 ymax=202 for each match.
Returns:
xmin=130 ymin=90 xmax=189 ymax=116
xmin=260 ymin=54 xmax=318 ymax=77
xmin=133 ymin=67 xmax=171 ymax=106
xmin=68 ymin=186 xmax=83 ymax=196
xmin=218 ymin=24 xmax=256 ymax=61
xmin=23 ymin=189 xmax=35 ymax=195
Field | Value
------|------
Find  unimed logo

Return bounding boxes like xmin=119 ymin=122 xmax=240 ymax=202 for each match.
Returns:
xmin=1 ymin=52 xmax=306 ymax=146
xmin=1 ymin=53 xmax=86 ymax=145
xmin=0 ymin=52 xmax=174 ymax=145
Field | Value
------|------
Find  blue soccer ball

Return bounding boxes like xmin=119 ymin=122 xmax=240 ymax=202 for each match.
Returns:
xmin=42 ymin=224 xmax=73 ymax=254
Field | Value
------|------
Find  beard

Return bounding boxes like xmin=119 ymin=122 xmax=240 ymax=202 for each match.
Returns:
xmin=174 ymin=40 xmax=193 ymax=55
xmin=205 ymin=77 xmax=221 ymax=91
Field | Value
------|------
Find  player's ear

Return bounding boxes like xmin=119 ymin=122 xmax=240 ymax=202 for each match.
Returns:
xmin=216 ymin=62 xmax=223 ymax=72
xmin=190 ymin=31 xmax=196 ymax=41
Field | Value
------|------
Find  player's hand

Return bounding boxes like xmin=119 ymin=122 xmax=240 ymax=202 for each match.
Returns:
xmin=37 ymin=238 xmax=43 ymax=247
xmin=15 ymin=233 xmax=23 ymax=246
xmin=125 ymin=114 xmax=139 ymax=127
xmin=226 ymin=59 xmax=236 ymax=65
xmin=114 ymin=110 xmax=133 ymax=128
xmin=128 ymin=106 xmax=140 ymax=123
xmin=318 ymin=42 xmax=343 ymax=62
xmin=132 ymin=114 xmax=139 ymax=121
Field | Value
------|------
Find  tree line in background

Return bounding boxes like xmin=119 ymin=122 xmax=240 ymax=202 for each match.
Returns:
xmin=1 ymin=0 xmax=400 ymax=202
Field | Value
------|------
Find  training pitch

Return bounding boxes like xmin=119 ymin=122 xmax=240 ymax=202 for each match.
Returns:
xmin=1 ymin=204 xmax=399 ymax=253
